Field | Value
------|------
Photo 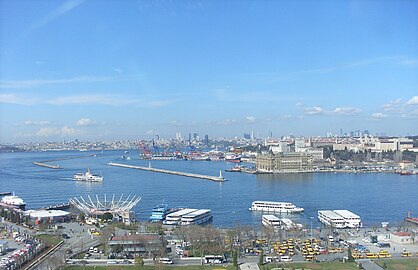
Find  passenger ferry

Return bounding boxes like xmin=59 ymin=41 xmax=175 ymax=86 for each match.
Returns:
xmin=73 ymin=169 xmax=103 ymax=182
xmin=333 ymin=210 xmax=362 ymax=228
xmin=318 ymin=210 xmax=347 ymax=228
xmin=249 ymin=201 xmax=304 ymax=213
xmin=181 ymin=209 xmax=212 ymax=225
xmin=164 ymin=208 xmax=197 ymax=225
xmin=149 ymin=203 xmax=170 ymax=223
xmin=262 ymin=215 xmax=282 ymax=228
xmin=262 ymin=215 xmax=300 ymax=230
xmin=0 ymin=193 xmax=26 ymax=209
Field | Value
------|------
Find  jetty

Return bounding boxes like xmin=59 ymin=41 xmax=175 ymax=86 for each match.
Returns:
xmin=33 ymin=162 xmax=61 ymax=169
xmin=108 ymin=162 xmax=225 ymax=182
xmin=33 ymin=153 xmax=99 ymax=169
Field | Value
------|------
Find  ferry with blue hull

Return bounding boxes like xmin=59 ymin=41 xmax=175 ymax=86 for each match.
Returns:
xmin=149 ymin=203 xmax=170 ymax=222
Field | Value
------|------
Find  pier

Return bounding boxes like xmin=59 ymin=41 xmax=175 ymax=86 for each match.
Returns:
xmin=33 ymin=153 xmax=99 ymax=169
xmin=108 ymin=162 xmax=225 ymax=182
xmin=33 ymin=162 xmax=61 ymax=169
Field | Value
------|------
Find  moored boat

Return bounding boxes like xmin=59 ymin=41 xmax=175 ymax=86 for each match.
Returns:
xmin=149 ymin=203 xmax=170 ymax=222
xmin=249 ymin=201 xmax=304 ymax=213
xmin=1 ymin=193 xmax=26 ymax=209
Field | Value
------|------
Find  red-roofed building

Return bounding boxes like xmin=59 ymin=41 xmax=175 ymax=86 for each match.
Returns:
xmin=390 ymin=231 xmax=416 ymax=244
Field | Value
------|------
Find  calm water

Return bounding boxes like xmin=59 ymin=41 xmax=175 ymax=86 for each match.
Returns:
xmin=1 ymin=151 xmax=417 ymax=228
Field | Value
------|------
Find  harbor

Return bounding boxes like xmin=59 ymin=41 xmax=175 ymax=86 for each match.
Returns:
xmin=1 ymin=150 xmax=417 ymax=227
xmin=108 ymin=161 xmax=225 ymax=182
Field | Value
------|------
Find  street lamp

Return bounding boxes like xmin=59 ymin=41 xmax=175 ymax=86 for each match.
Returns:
xmin=309 ymin=217 xmax=314 ymax=237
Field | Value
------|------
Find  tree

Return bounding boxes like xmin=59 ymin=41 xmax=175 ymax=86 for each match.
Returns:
xmin=102 ymin=212 xmax=113 ymax=222
xmin=78 ymin=212 xmax=85 ymax=222
xmin=258 ymin=249 xmax=264 ymax=266
xmin=233 ymin=249 xmax=238 ymax=268
xmin=347 ymin=248 xmax=354 ymax=262
xmin=134 ymin=256 xmax=144 ymax=267
xmin=112 ymin=243 xmax=123 ymax=254
xmin=382 ymin=262 xmax=387 ymax=269
xmin=358 ymin=263 xmax=364 ymax=269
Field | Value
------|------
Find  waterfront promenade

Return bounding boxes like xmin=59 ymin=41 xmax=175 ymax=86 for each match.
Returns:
xmin=108 ymin=162 xmax=225 ymax=182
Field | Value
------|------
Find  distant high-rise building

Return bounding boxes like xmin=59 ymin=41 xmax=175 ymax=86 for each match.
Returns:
xmin=244 ymin=133 xmax=251 ymax=140
xmin=193 ymin=133 xmax=198 ymax=139
xmin=251 ymin=131 xmax=254 ymax=140
xmin=188 ymin=133 xmax=191 ymax=142
xmin=364 ymin=130 xmax=370 ymax=136
xmin=175 ymin=132 xmax=182 ymax=142
xmin=204 ymin=135 xmax=209 ymax=145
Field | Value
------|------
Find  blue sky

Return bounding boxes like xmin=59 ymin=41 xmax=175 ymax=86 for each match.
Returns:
xmin=1 ymin=0 xmax=417 ymax=143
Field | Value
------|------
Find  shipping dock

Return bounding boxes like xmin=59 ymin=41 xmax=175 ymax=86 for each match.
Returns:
xmin=108 ymin=162 xmax=225 ymax=182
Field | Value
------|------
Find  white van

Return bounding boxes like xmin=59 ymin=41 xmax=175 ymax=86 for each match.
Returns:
xmin=280 ymin=256 xmax=293 ymax=262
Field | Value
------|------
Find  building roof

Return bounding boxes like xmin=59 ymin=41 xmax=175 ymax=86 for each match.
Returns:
xmin=392 ymin=232 xmax=412 ymax=237
xmin=25 ymin=209 xmax=70 ymax=218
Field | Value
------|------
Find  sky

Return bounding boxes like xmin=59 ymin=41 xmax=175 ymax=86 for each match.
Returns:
xmin=0 ymin=0 xmax=418 ymax=143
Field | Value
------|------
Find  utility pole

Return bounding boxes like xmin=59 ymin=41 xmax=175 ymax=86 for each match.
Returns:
xmin=310 ymin=217 xmax=314 ymax=237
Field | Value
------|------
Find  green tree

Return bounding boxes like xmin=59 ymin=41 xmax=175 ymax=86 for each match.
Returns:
xmin=135 ymin=256 xmax=144 ymax=267
xmin=347 ymin=248 xmax=354 ymax=262
xmin=232 ymin=249 xmax=238 ymax=268
xmin=102 ymin=212 xmax=113 ymax=222
xmin=112 ymin=243 xmax=123 ymax=254
xmin=358 ymin=263 xmax=364 ymax=269
xmin=78 ymin=212 xmax=85 ymax=222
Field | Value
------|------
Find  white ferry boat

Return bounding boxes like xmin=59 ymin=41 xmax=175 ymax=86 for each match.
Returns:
xmin=318 ymin=210 xmax=347 ymax=228
xmin=164 ymin=208 xmax=197 ymax=225
xmin=73 ymin=169 xmax=103 ymax=182
xmin=249 ymin=201 xmax=304 ymax=213
xmin=333 ymin=210 xmax=362 ymax=228
xmin=1 ymin=193 xmax=26 ymax=209
xmin=181 ymin=209 xmax=212 ymax=225
xmin=262 ymin=215 xmax=282 ymax=227
xmin=262 ymin=215 xmax=300 ymax=230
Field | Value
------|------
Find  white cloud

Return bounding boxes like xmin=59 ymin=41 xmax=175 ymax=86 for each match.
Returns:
xmin=35 ymin=126 xmax=80 ymax=137
xmin=0 ymin=94 xmax=38 ymax=105
xmin=383 ymin=98 xmax=402 ymax=112
xmin=304 ymin=106 xmax=324 ymax=115
xmin=371 ymin=112 xmax=388 ymax=120
xmin=169 ymin=120 xmax=183 ymax=126
xmin=146 ymin=130 xmax=156 ymax=135
xmin=246 ymin=116 xmax=256 ymax=123
xmin=0 ymin=75 xmax=111 ymax=88
xmin=214 ymin=119 xmax=237 ymax=126
xmin=302 ymin=105 xmax=362 ymax=116
xmin=30 ymin=0 xmax=86 ymax=30
xmin=331 ymin=107 xmax=362 ymax=116
xmin=76 ymin=118 xmax=96 ymax=126
xmin=24 ymin=120 xmax=50 ymax=126
xmin=407 ymin=96 xmax=418 ymax=105
xmin=36 ymin=127 xmax=60 ymax=137
xmin=61 ymin=126 xmax=79 ymax=136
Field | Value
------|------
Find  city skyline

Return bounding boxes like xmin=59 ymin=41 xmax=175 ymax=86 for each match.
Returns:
xmin=1 ymin=0 xmax=418 ymax=143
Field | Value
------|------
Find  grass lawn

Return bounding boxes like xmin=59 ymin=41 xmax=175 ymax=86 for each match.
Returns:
xmin=35 ymin=234 xmax=62 ymax=246
xmin=263 ymin=262 xmax=359 ymax=270
xmin=64 ymin=262 xmax=361 ymax=270
xmin=65 ymin=266 xmax=236 ymax=270
xmin=375 ymin=258 xmax=418 ymax=270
